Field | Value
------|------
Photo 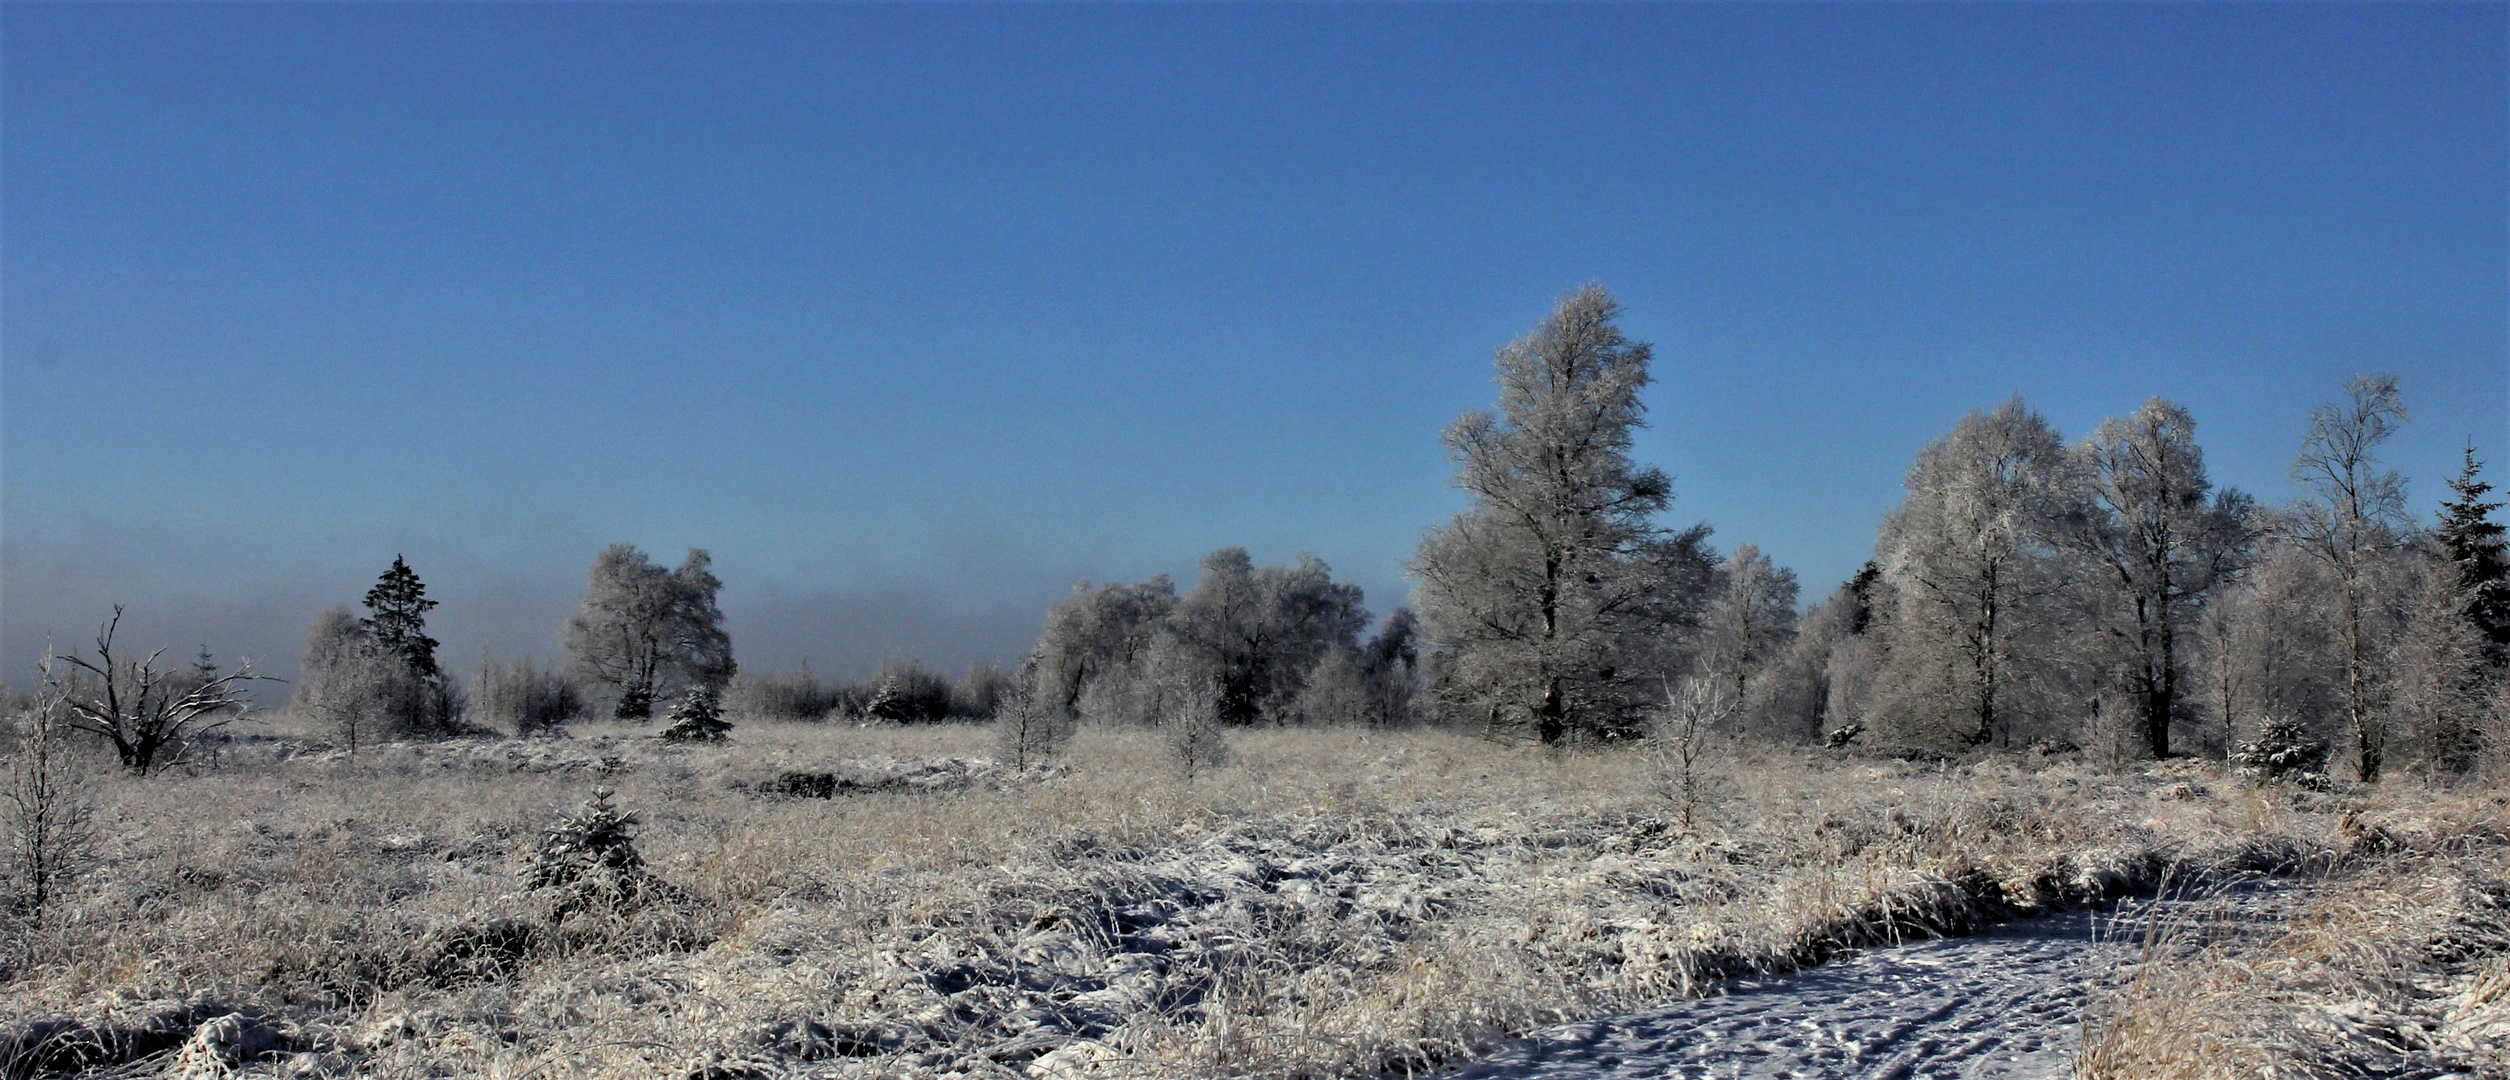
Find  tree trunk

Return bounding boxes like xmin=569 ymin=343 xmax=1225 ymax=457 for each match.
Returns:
xmin=1538 ymin=677 xmax=1566 ymax=745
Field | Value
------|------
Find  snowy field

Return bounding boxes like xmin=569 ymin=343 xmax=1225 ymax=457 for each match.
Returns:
xmin=2 ymin=719 xmax=2503 ymax=1079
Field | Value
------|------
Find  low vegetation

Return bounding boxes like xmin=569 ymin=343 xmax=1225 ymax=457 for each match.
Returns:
xmin=5 ymin=710 xmax=2507 ymax=1079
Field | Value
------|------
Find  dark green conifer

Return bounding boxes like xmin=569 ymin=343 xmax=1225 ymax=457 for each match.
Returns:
xmin=361 ymin=555 xmax=442 ymax=678
xmin=2436 ymin=445 xmax=2510 ymax=664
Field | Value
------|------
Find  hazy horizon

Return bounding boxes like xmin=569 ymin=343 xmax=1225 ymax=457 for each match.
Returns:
xmin=6 ymin=3 xmax=2503 ymax=689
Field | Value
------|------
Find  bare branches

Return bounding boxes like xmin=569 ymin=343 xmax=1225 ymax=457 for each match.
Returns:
xmin=46 ymin=606 xmax=267 ymax=775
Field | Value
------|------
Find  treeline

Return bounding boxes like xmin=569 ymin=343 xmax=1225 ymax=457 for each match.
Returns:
xmin=29 ymin=285 xmax=2507 ymax=788
xmin=1007 ymin=285 xmax=2510 ymax=787
xmin=285 ymin=543 xmax=1021 ymax=751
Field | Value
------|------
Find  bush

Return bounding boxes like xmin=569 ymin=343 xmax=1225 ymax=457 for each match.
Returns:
xmin=864 ymin=660 xmax=954 ymax=724
xmin=2233 ymin=717 xmax=2333 ymax=790
xmin=993 ymin=686 xmax=1076 ymax=768
xmin=953 ymin=662 xmax=1018 ymax=720
xmin=468 ymin=658 xmax=585 ymax=736
xmin=724 ymin=667 xmax=832 ymax=721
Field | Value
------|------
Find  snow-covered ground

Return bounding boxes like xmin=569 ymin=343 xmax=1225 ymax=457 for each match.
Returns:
xmin=1453 ymin=887 xmax=2288 ymax=1080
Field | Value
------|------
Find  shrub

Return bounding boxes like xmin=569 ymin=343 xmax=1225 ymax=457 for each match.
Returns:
xmin=864 ymin=660 xmax=954 ymax=724
xmin=952 ymin=662 xmax=1018 ymax=720
xmin=993 ymin=686 xmax=1076 ymax=769
xmin=1167 ymin=687 xmax=1232 ymax=780
xmin=468 ymin=657 xmax=586 ymax=736
xmin=2234 ymin=717 xmax=2333 ymax=790
xmin=5 ymin=688 xmax=95 ymax=928
xmin=657 ymin=688 xmax=732 ymax=742
xmin=724 ymin=667 xmax=831 ymax=721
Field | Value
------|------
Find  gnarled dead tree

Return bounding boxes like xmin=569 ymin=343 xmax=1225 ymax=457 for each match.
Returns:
xmin=48 ymin=607 xmax=264 ymax=775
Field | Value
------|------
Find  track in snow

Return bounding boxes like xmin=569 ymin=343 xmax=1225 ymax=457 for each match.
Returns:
xmin=1451 ymin=888 xmax=2283 ymax=1080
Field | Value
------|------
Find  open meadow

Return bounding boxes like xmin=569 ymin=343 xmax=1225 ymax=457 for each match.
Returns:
xmin=7 ymin=712 xmax=2508 ymax=1079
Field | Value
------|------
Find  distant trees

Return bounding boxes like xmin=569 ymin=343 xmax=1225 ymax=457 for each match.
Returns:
xmin=467 ymin=656 xmax=585 ymax=736
xmin=1410 ymin=284 xmax=1715 ymax=743
xmin=1693 ymin=544 xmax=1800 ymax=707
xmin=1166 ymin=548 xmax=1368 ymax=727
xmin=562 ymin=544 xmax=735 ymax=719
xmin=1358 ymin=607 xmax=1423 ymax=727
xmin=1032 ymin=577 xmax=1177 ymax=719
xmin=1023 ymin=548 xmax=1375 ymax=734
xmin=296 ymin=557 xmax=463 ymax=747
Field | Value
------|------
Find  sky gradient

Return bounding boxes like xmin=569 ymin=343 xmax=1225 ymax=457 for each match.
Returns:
xmin=5 ymin=3 xmax=2504 ymax=686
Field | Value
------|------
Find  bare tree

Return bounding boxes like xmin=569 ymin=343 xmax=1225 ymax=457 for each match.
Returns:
xmin=994 ymin=668 xmax=1078 ymax=769
xmin=2287 ymin=374 xmax=2410 ymax=780
xmin=49 ymin=608 xmax=262 ymax=775
xmin=1412 ymin=284 xmax=1712 ymax=743
xmin=6 ymin=675 xmax=95 ymax=928
xmin=563 ymin=544 xmax=736 ymax=719
xmin=2067 ymin=398 xmax=2255 ymax=758
xmin=1649 ymin=676 xmax=1736 ymax=832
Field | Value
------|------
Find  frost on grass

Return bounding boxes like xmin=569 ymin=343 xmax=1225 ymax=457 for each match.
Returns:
xmin=5 ymin=721 xmax=2509 ymax=1080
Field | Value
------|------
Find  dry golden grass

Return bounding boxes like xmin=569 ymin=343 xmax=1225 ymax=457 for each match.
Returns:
xmin=4 ymin=716 xmax=2502 ymax=1078
xmin=2076 ymin=798 xmax=2510 ymax=1080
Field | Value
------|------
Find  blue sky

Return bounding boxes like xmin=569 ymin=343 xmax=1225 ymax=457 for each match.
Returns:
xmin=4 ymin=3 xmax=2504 ymax=684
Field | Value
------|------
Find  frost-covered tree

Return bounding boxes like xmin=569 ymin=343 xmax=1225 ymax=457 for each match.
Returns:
xmin=297 ymin=604 xmax=461 ymax=747
xmin=2194 ymin=541 xmax=2342 ymax=760
xmin=1031 ymin=576 xmax=1177 ymax=718
xmin=562 ymin=544 xmax=735 ymax=719
xmin=1360 ymin=607 xmax=1423 ymax=727
xmin=1694 ymin=543 xmax=1800 ymax=704
xmin=1873 ymin=398 xmax=2074 ymax=748
xmin=1411 ymin=285 xmax=1712 ymax=743
xmin=1166 ymin=548 xmax=1367 ymax=726
xmin=2387 ymin=550 xmax=2487 ymax=772
xmin=2286 ymin=374 xmax=2410 ymax=780
xmin=2067 ymin=398 xmax=2255 ymax=758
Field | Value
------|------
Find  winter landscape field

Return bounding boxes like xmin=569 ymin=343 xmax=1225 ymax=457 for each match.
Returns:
xmin=6 ymin=5 xmax=2504 ymax=1079
xmin=7 ymin=709 xmax=2510 ymax=1078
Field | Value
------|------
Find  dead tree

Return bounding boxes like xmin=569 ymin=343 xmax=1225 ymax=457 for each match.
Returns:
xmin=49 ymin=607 xmax=265 ymax=775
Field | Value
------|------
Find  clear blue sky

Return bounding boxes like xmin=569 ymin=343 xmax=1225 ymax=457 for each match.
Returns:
xmin=5 ymin=3 xmax=2503 ymax=684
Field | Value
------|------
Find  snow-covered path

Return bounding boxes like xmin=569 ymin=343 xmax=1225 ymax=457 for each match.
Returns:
xmin=1451 ymin=893 xmax=2263 ymax=1080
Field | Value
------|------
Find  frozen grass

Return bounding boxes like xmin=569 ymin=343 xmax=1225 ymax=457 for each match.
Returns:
xmin=4 ymin=717 xmax=2503 ymax=1078
xmin=2077 ymin=800 xmax=2510 ymax=1079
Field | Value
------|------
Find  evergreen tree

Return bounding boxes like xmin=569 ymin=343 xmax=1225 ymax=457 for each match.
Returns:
xmin=361 ymin=555 xmax=442 ymax=678
xmin=2437 ymin=444 xmax=2510 ymax=664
